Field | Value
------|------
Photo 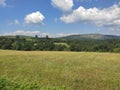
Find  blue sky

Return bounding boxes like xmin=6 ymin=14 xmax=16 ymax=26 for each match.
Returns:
xmin=0 ymin=0 xmax=120 ymax=37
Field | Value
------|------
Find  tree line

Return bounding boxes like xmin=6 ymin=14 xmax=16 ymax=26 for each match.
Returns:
xmin=0 ymin=36 xmax=120 ymax=53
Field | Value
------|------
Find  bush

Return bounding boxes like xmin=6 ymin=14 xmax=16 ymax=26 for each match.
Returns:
xmin=0 ymin=78 xmax=71 ymax=90
xmin=113 ymin=48 xmax=120 ymax=53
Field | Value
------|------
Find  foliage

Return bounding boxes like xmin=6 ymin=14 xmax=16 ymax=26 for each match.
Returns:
xmin=0 ymin=36 xmax=120 ymax=53
xmin=0 ymin=78 xmax=70 ymax=90
xmin=113 ymin=48 xmax=120 ymax=53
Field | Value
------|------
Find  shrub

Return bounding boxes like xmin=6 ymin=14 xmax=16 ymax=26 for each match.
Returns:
xmin=113 ymin=48 xmax=120 ymax=53
xmin=0 ymin=78 xmax=70 ymax=90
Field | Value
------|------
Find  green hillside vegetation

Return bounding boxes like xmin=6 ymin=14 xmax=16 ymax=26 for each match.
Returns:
xmin=54 ymin=42 xmax=69 ymax=47
xmin=0 ymin=50 xmax=120 ymax=90
xmin=0 ymin=34 xmax=120 ymax=53
xmin=54 ymin=42 xmax=70 ymax=51
xmin=0 ymin=34 xmax=120 ymax=52
xmin=59 ymin=34 xmax=120 ymax=40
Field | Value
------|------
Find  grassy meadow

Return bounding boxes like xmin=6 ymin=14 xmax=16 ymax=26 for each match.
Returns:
xmin=0 ymin=50 xmax=120 ymax=90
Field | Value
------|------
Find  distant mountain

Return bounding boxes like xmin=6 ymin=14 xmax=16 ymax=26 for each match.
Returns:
xmin=1 ymin=34 xmax=120 ymax=40
xmin=59 ymin=34 xmax=120 ymax=40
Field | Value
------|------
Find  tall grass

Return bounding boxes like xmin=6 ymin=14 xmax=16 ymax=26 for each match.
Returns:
xmin=0 ymin=50 xmax=120 ymax=90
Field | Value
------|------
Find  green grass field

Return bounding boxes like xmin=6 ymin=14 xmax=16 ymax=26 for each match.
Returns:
xmin=0 ymin=50 xmax=120 ymax=90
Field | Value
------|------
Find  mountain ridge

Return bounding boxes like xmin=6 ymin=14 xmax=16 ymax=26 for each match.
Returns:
xmin=1 ymin=33 xmax=120 ymax=40
xmin=58 ymin=34 xmax=120 ymax=40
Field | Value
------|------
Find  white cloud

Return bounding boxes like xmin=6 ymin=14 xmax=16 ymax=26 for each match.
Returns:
xmin=3 ymin=30 xmax=50 ymax=37
xmin=56 ymin=33 xmax=78 ymax=37
xmin=24 ymin=11 xmax=45 ymax=25
xmin=51 ymin=0 xmax=74 ymax=11
xmin=60 ymin=3 xmax=120 ymax=30
xmin=3 ymin=30 xmax=79 ymax=38
xmin=0 ymin=0 xmax=6 ymax=7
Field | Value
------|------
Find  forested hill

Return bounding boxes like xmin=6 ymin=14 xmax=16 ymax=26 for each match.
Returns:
xmin=0 ymin=34 xmax=120 ymax=53
xmin=58 ymin=34 xmax=120 ymax=40
xmin=1 ymin=34 xmax=120 ymax=40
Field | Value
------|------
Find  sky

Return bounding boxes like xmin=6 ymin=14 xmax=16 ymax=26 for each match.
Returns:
xmin=0 ymin=0 xmax=120 ymax=37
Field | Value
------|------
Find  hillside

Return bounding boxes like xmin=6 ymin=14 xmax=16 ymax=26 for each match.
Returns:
xmin=1 ymin=34 xmax=120 ymax=40
xmin=59 ymin=34 xmax=120 ymax=40
xmin=0 ymin=34 xmax=120 ymax=52
xmin=0 ymin=35 xmax=35 ymax=40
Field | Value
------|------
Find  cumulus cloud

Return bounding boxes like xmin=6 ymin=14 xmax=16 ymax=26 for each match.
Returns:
xmin=56 ymin=33 xmax=78 ymax=37
xmin=51 ymin=0 xmax=74 ymax=11
xmin=60 ymin=3 xmax=120 ymax=30
xmin=3 ymin=30 xmax=50 ymax=37
xmin=4 ymin=30 xmax=40 ymax=36
xmin=24 ymin=11 xmax=45 ymax=25
xmin=3 ymin=30 xmax=79 ymax=38
xmin=0 ymin=0 xmax=6 ymax=7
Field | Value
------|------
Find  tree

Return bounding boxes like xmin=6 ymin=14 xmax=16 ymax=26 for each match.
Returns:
xmin=12 ymin=42 xmax=22 ymax=50
xmin=113 ymin=48 xmax=120 ymax=53
xmin=46 ymin=35 xmax=49 ymax=39
xmin=35 ymin=35 xmax=38 ymax=39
